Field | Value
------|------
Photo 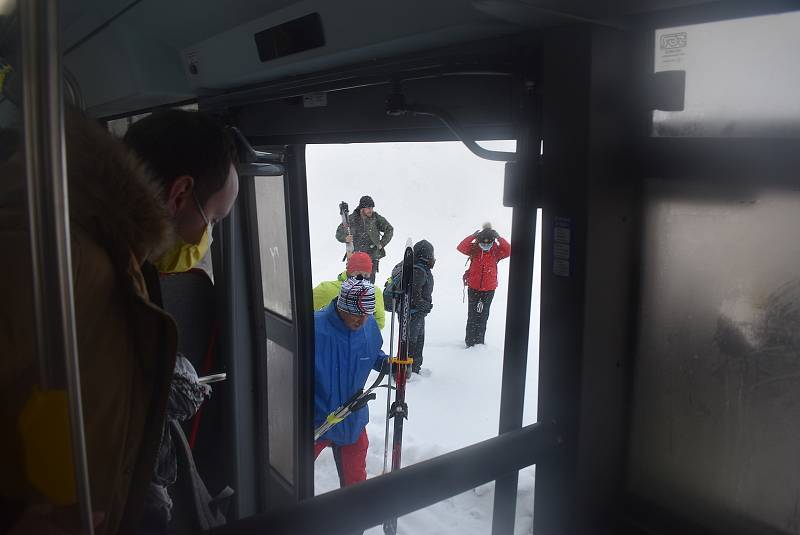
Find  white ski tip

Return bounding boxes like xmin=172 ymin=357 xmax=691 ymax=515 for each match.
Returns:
xmin=405 ymin=237 xmax=413 ymax=248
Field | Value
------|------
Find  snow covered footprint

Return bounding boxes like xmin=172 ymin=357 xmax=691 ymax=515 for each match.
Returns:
xmin=406 ymin=368 xmax=432 ymax=382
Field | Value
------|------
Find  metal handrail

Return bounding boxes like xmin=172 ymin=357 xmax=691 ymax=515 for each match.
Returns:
xmin=212 ymin=422 xmax=561 ymax=535
xmin=229 ymin=126 xmax=284 ymax=164
xmin=63 ymin=66 xmax=86 ymax=111
xmin=20 ymin=1 xmax=93 ymax=532
xmin=384 ymin=90 xmax=517 ymax=162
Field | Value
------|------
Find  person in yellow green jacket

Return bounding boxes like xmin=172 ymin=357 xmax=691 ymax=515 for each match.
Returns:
xmin=313 ymin=252 xmax=386 ymax=329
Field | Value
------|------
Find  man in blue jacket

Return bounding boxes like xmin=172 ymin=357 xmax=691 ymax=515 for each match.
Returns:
xmin=314 ymin=277 xmax=388 ymax=487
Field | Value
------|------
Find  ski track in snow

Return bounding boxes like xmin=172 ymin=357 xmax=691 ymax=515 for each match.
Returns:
xmin=307 ymin=142 xmax=540 ymax=534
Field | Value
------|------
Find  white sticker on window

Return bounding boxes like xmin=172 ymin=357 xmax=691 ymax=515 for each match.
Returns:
xmin=656 ymin=31 xmax=688 ymax=70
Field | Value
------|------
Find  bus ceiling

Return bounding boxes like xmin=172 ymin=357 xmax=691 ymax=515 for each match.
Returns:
xmin=1 ymin=0 xmax=796 ymax=119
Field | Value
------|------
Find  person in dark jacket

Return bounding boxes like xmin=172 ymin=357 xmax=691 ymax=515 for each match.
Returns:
xmin=457 ymin=223 xmax=511 ymax=347
xmin=125 ymin=110 xmax=239 ymax=533
xmin=335 ymin=195 xmax=393 ymax=282
xmin=1 ymin=110 xmax=179 ymax=535
xmin=314 ymin=278 xmax=388 ymax=487
xmin=1 ymin=109 xmax=237 ymax=534
xmin=389 ymin=240 xmax=435 ymax=374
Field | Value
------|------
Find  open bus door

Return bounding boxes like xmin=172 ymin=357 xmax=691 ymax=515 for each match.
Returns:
xmin=216 ymin=142 xmax=314 ymax=516
xmin=203 ymin=44 xmax=553 ymax=532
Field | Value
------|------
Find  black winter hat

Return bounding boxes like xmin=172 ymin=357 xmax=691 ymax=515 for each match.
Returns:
xmin=476 ymin=228 xmax=499 ymax=243
xmin=413 ymin=239 xmax=434 ymax=261
xmin=357 ymin=195 xmax=375 ymax=209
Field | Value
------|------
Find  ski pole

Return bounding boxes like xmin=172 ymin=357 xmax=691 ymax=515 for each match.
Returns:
xmin=382 ymin=299 xmax=397 ymax=474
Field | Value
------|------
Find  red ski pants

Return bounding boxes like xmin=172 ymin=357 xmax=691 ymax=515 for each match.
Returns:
xmin=314 ymin=429 xmax=369 ymax=487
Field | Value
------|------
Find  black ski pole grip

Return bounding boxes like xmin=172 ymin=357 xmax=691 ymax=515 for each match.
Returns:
xmin=352 ymin=392 xmax=377 ymax=412
xmin=345 ymin=389 xmax=364 ymax=406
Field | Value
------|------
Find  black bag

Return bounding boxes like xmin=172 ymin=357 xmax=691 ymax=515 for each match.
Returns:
xmin=384 ymin=276 xmax=399 ymax=312
xmin=384 ymin=262 xmax=404 ymax=312
xmin=462 ymin=254 xmax=473 ymax=287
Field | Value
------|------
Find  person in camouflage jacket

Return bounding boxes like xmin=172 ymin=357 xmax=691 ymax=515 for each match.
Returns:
xmin=335 ymin=195 xmax=393 ymax=282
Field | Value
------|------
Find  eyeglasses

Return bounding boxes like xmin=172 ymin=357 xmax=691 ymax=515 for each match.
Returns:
xmin=193 ymin=191 xmax=215 ymax=227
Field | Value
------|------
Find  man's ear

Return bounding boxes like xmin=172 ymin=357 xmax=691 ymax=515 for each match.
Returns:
xmin=165 ymin=175 xmax=194 ymax=216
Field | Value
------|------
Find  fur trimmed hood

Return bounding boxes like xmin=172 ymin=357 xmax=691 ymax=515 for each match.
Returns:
xmin=0 ymin=110 xmax=172 ymax=267
xmin=0 ymin=112 xmax=180 ymax=534
xmin=65 ymin=110 xmax=172 ymax=265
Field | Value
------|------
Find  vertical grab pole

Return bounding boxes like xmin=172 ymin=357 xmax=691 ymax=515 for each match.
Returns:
xmin=20 ymin=1 xmax=94 ymax=533
xmin=491 ymin=78 xmax=542 ymax=535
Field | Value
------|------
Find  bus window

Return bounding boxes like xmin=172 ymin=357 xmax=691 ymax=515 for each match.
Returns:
xmin=254 ymin=175 xmax=293 ymax=320
xmin=653 ymin=11 xmax=800 ymax=138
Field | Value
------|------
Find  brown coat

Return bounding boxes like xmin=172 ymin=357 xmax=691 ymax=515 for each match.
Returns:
xmin=0 ymin=113 xmax=178 ymax=534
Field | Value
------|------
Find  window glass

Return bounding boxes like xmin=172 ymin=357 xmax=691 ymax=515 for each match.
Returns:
xmin=266 ymin=339 xmax=295 ymax=484
xmin=653 ymin=11 xmax=800 ymax=137
xmin=254 ymin=175 xmax=293 ymax=319
xmin=629 ymin=179 xmax=800 ymax=531
xmin=522 ymin=209 xmax=542 ymax=427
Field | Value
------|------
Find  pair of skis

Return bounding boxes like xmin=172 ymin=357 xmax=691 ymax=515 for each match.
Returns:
xmin=339 ymin=201 xmax=355 ymax=259
xmin=381 ymin=244 xmax=414 ymax=535
xmin=314 ymin=242 xmax=414 ymax=535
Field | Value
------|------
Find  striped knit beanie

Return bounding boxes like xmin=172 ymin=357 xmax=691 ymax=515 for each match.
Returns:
xmin=337 ymin=277 xmax=376 ymax=316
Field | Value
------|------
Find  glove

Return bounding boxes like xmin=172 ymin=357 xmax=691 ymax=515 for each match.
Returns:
xmin=488 ymin=229 xmax=499 ymax=241
xmin=168 ymin=355 xmax=211 ymax=421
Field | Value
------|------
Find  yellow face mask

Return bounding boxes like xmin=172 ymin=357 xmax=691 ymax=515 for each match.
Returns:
xmin=154 ymin=192 xmax=214 ymax=273
xmin=154 ymin=224 xmax=211 ymax=273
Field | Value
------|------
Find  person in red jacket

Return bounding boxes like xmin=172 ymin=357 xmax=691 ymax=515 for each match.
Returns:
xmin=457 ymin=223 xmax=511 ymax=347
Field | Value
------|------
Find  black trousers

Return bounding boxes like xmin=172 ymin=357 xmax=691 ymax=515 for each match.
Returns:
xmin=465 ymin=289 xmax=495 ymax=347
xmin=409 ymin=313 xmax=426 ymax=371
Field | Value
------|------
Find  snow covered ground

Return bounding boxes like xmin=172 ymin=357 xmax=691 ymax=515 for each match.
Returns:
xmin=306 ymin=141 xmax=541 ymax=534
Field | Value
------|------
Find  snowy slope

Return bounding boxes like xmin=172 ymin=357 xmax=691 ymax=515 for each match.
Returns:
xmin=305 ymin=141 xmax=541 ymax=534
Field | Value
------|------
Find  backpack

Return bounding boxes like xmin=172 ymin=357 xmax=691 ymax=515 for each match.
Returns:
xmin=384 ymin=260 xmax=409 ymax=312
xmin=384 ymin=275 xmax=400 ymax=312
xmin=462 ymin=254 xmax=473 ymax=287
xmin=383 ymin=277 xmax=395 ymax=312
xmin=462 ymin=255 xmax=473 ymax=303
